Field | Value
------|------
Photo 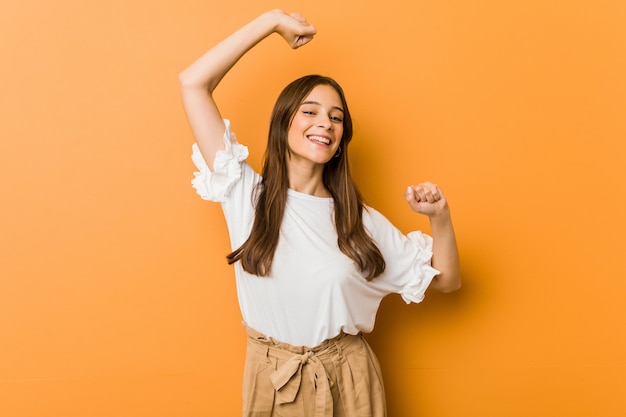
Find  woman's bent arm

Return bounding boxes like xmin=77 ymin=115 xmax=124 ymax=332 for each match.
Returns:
xmin=405 ymin=183 xmax=461 ymax=293
xmin=427 ymin=210 xmax=461 ymax=292
xmin=178 ymin=10 xmax=316 ymax=169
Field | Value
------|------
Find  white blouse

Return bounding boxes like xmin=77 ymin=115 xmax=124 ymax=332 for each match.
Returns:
xmin=192 ymin=120 xmax=439 ymax=347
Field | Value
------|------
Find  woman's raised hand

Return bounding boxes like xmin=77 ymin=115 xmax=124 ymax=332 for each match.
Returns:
xmin=270 ymin=10 xmax=317 ymax=49
xmin=404 ymin=182 xmax=450 ymax=218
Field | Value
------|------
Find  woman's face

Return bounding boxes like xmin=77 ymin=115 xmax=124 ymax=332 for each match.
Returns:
xmin=286 ymin=84 xmax=344 ymax=168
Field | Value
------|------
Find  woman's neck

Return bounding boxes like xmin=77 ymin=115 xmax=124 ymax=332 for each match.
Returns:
xmin=287 ymin=163 xmax=330 ymax=197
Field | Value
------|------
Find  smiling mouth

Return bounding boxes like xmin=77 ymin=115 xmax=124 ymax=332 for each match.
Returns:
xmin=307 ymin=135 xmax=331 ymax=145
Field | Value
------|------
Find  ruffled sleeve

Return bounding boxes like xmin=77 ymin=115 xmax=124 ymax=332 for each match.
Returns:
xmin=362 ymin=207 xmax=440 ymax=304
xmin=191 ymin=119 xmax=249 ymax=202
xmin=399 ymin=231 xmax=440 ymax=304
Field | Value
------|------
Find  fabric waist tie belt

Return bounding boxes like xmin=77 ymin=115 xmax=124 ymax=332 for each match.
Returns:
xmin=244 ymin=323 xmax=350 ymax=417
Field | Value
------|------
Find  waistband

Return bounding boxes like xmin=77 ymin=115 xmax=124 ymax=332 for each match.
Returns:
xmin=244 ymin=322 xmax=353 ymax=355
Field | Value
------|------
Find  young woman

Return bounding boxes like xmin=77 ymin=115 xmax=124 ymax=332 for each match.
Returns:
xmin=179 ymin=9 xmax=461 ymax=417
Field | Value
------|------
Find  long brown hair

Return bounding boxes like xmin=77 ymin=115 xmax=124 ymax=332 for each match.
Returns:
xmin=227 ymin=75 xmax=385 ymax=280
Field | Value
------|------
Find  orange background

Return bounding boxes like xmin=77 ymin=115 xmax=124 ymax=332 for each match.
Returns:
xmin=1 ymin=0 xmax=625 ymax=416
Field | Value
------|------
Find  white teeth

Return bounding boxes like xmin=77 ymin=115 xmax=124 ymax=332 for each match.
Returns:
xmin=308 ymin=135 xmax=330 ymax=145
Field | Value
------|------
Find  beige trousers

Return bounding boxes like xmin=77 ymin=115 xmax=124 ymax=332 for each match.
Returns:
xmin=242 ymin=324 xmax=387 ymax=417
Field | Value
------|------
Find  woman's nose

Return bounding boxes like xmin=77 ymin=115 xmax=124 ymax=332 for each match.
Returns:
xmin=316 ymin=115 xmax=332 ymax=129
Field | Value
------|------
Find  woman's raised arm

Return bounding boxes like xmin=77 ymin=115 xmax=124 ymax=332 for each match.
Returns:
xmin=178 ymin=10 xmax=316 ymax=170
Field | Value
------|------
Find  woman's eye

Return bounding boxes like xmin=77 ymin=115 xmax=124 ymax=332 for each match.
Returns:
xmin=330 ymin=116 xmax=343 ymax=122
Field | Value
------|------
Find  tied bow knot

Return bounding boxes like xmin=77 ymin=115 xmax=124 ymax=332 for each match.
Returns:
xmin=269 ymin=350 xmax=333 ymax=416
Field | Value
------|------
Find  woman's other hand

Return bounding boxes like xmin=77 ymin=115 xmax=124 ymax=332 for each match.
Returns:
xmin=404 ymin=182 xmax=450 ymax=218
xmin=268 ymin=10 xmax=317 ymax=49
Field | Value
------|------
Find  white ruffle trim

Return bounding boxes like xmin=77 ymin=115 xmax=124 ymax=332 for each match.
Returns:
xmin=400 ymin=231 xmax=441 ymax=304
xmin=191 ymin=119 xmax=249 ymax=202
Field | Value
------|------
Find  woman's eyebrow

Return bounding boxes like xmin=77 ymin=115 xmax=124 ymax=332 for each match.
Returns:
xmin=301 ymin=100 xmax=344 ymax=113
